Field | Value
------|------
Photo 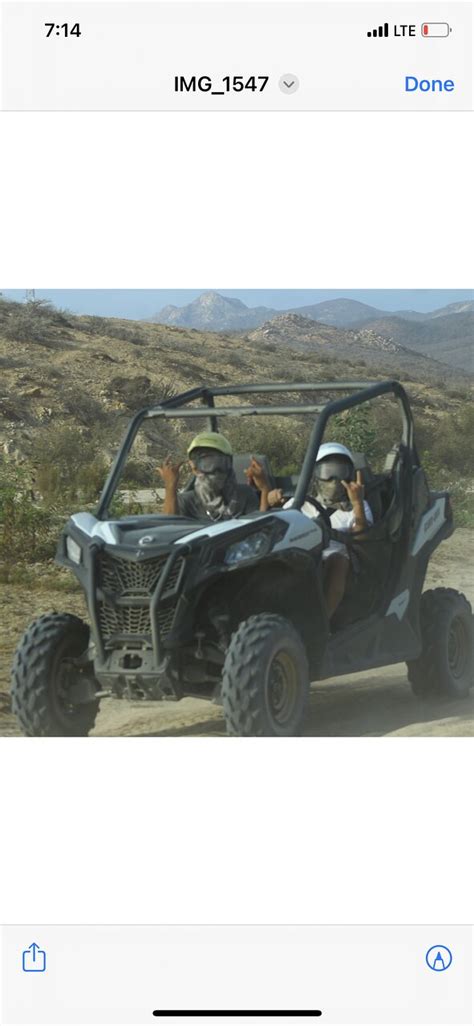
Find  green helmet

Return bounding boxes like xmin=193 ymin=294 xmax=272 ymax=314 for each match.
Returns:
xmin=187 ymin=431 xmax=233 ymax=457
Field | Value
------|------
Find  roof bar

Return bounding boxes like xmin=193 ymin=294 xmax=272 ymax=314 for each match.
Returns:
xmin=145 ymin=404 xmax=328 ymax=419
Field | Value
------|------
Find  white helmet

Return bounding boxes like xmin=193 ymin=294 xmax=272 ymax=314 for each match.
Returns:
xmin=314 ymin=443 xmax=355 ymax=502
xmin=316 ymin=441 xmax=352 ymax=488
xmin=315 ymin=442 xmax=354 ymax=464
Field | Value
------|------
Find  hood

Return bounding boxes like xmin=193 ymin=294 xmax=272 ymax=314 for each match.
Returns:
xmin=68 ymin=512 xmax=210 ymax=548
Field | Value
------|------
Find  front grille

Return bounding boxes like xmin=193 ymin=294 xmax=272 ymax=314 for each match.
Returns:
xmin=97 ymin=551 xmax=183 ymax=641
xmin=99 ymin=602 xmax=156 ymax=639
xmin=100 ymin=552 xmax=170 ymax=596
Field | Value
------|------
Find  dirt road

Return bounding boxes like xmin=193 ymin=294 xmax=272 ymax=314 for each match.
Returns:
xmin=1 ymin=530 xmax=473 ymax=737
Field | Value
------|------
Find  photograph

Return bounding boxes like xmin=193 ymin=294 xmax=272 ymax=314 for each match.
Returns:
xmin=0 ymin=288 xmax=472 ymax=738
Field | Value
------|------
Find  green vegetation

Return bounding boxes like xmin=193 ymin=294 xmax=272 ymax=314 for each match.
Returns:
xmin=0 ymin=298 xmax=71 ymax=348
xmin=0 ymin=460 xmax=60 ymax=579
xmin=31 ymin=426 xmax=108 ymax=504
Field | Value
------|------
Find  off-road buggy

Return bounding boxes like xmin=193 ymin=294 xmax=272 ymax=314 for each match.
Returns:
xmin=11 ymin=381 xmax=473 ymax=736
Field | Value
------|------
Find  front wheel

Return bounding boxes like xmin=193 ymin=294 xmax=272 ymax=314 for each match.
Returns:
xmin=221 ymin=613 xmax=310 ymax=736
xmin=407 ymin=588 xmax=473 ymax=699
xmin=11 ymin=612 xmax=100 ymax=736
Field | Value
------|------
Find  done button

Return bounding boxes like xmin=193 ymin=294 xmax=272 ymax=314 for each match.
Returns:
xmin=405 ymin=76 xmax=455 ymax=91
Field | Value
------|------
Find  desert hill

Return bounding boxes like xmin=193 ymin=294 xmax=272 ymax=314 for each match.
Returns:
xmin=247 ymin=314 xmax=471 ymax=382
xmin=358 ymin=312 xmax=473 ymax=371
xmin=0 ymin=298 xmax=471 ymax=472
xmin=150 ymin=292 xmax=473 ymax=371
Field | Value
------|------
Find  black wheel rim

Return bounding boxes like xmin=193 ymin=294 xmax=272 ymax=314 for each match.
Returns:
xmin=50 ymin=641 xmax=86 ymax=727
xmin=447 ymin=616 xmax=468 ymax=679
xmin=266 ymin=650 xmax=299 ymax=728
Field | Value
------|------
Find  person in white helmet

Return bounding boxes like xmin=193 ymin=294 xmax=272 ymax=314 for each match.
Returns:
xmin=264 ymin=442 xmax=373 ymax=618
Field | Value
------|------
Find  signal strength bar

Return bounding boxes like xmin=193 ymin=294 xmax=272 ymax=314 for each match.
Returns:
xmin=367 ymin=23 xmax=389 ymax=37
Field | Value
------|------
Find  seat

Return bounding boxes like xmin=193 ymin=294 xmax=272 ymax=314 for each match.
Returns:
xmin=231 ymin=453 xmax=276 ymax=489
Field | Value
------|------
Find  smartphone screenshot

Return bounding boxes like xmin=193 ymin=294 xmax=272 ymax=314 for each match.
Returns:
xmin=0 ymin=3 xmax=472 ymax=1025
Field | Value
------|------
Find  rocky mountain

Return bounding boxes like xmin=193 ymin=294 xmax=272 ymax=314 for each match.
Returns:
xmin=152 ymin=291 xmax=277 ymax=330
xmin=247 ymin=314 xmax=471 ymax=382
xmin=359 ymin=311 xmax=473 ymax=371
xmin=150 ymin=293 xmax=473 ymax=371
xmin=426 ymin=300 xmax=474 ymax=319
xmin=286 ymin=298 xmax=386 ymax=326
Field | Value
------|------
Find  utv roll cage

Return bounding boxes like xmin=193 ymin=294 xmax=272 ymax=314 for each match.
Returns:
xmin=96 ymin=380 xmax=417 ymax=520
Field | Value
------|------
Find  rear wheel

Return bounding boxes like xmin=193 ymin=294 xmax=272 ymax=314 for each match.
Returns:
xmin=221 ymin=613 xmax=310 ymax=736
xmin=11 ymin=612 xmax=100 ymax=736
xmin=407 ymin=588 xmax=473 ymax=699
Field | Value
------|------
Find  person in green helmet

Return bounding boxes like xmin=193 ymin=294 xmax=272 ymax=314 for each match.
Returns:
xmin=157 ymin=432 xmax=270 ymax=521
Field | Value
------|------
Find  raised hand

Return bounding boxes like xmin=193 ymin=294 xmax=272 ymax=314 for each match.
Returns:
xmin=267 ymin=488 xmax=285 ymax=507
xmin=342 ymin=470 xmax=365 ymax=507
xmin=157 ymin=454 xmax=184 ymax=489
xmin=245 ymin=455 xmax=269 ymax=492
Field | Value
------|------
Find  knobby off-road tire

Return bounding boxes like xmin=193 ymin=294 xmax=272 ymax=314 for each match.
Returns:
xmin=11 ymin=612 xmax=100 ymax=736
xmin=221 ymin=613 xmax=310 ymax=737
xmin=407 ymin=588 xmax=473 ymax=700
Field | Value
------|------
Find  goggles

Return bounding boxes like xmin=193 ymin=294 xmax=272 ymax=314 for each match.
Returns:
xmin=315 ymin=457 xmax=354 ymax=482
xmin=192 ymin=450 xmax=230 ymax=474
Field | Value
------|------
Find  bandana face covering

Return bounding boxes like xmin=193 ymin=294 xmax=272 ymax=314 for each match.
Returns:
xmin=192 ymin=451 xmax=238 ymax=520
xmin=315 ymin=477 xmax=348 ymax=507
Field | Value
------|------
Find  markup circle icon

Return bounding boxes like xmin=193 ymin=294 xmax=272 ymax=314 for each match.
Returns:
xmin=425 ymin=945 xmax=453 ymax=971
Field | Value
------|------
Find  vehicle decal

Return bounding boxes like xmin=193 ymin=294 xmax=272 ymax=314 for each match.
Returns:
xmin=272 ymin=511 xmax=323 ymax=551
xmin=411 ymin=497 xmax=446 ymax=556
xmin=385 ymin=589 xmax=410 ymax=621
xmin=71 ymin=512 xmax=118 ymax=544
xmin=173 ymin=516 xmax=258 ymax=543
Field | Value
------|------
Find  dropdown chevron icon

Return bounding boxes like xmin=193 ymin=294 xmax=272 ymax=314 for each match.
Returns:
xmin=279 ymin=74 xmax=299 ymax=94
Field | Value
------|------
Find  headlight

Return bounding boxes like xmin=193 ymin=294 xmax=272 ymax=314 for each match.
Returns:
xmin=224 ymin=531 xmax=271 ymax=566
xmin=66 ymin=536 xmax=82 ymax=565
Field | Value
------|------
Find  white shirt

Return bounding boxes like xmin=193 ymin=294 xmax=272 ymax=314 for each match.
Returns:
xmin=283 ymin=498 xmax=373 ymax=558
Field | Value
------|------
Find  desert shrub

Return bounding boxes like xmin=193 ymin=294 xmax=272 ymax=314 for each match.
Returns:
xmin=31 ymin=426 xmax=108 ymax=502
xmin=223 ymin=351 xmax=247 ymax=368
xmin=102 ymin=321 xmax=146 ymax=345
xmin=0 ymin=356 xmax=28 ymax=369
xmin=80 ymin=315 xmax=106 ymax=335
xmin=106 ymin=376 xmax=176 ymax=411
xmin=437 ymin=404 xmax=474 ymax=472
xmin=62 ymin=389 xmax=108 ymax=426
xmin=447 ymin=387 xmax=470 ymax=400
xmin=0 ymin=392 xmax=36 ymax=424
xmin=327 ymin=403 xmax=378 ymax=459
xmin=0 ymin=460 xmax=58 ymax=575
xmin=225 ymin=416 xmax=309 ymax=475
xmin=1 ymin=299 xmax=72 ymax=347
xmin=4 ymin=311 xmax=56 ymax=346
xmin=121 ymin=459 xmax=151 ymax=485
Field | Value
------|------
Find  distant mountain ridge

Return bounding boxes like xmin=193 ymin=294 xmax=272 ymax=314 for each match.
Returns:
xmin=149 ymin=292 xmax=473 ymax=371
xmin=247 ymin=314 xmax=470 ymax=384
xmin=154 ymin=291 xmax=276 ymax=330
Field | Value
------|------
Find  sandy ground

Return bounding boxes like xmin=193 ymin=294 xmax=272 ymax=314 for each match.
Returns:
xmin=1 ymin=530 xmax=473 ymax=738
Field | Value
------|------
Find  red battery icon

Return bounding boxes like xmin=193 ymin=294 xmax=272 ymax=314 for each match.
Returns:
xmin=421 ymin=23 xmax=452 ymax=37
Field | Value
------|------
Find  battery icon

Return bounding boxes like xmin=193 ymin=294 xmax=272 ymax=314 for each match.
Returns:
xmin=421 ymin=23 xmax=452 ymax=37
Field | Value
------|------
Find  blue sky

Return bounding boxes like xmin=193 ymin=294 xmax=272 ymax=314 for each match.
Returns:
xmin=1 ymin=289 xmax=472 ymax=319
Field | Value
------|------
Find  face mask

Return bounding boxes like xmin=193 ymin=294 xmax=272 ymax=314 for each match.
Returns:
xmin=316 ymin=477 xmax=347 ymax=506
